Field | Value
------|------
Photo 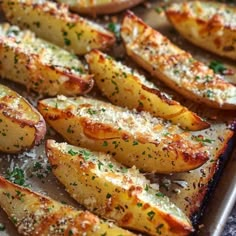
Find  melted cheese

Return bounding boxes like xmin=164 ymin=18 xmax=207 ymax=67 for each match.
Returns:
xmin=52 ymin=140 xmax=191 ymax=222
xmin=52 ymin=96 xmax=189 ymax=143
xmin=170 ymin=1 xmax=236 ymax=29
xmin=122 ymin=13 xmax=236 ymax=107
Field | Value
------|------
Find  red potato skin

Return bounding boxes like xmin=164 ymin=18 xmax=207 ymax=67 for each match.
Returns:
xmin=121 ymin=11 xmax=236 ymax=110
xmin=2 ymin=0 xmax=116 ymax=53
xmin=166 ymin=2 xmax=236 ymax=60
xmin=38 ymin=98 xmax=210 ymax=173
xmin=0 ymin=85 xmax=46 ymax=153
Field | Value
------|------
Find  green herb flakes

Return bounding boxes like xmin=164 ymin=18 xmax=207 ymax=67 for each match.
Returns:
xmin=209 ymin=60 xmax=226 ymax=74
xmin=156 ymin=223 xmax=164 ymax=234
xmin=0 ymin=223 xmax=5 ymax=231
xmin=147 ymin=210 xmax=155 ymax=221
xmin=6 ymin=167 xmax=25 ymax=186
xmin=68 ymin=149 xmax=78 ymax=156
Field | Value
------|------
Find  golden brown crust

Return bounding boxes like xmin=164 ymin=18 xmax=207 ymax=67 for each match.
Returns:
xmin=121 ymin=11 xmax=236 ymax=110
xmin=2 ymin=0 xmax=115 ymax=54
xmin=86 ymin=49 xmax=210 ymax=131
xmin=0 ymin=176 xmax=135 ymax=235
xmin=46 ymin=140 xmax=194 ymax=235
xmin=38 ymin=96 xmax=209 ymax=173
xmin=0 ymin=84 xmax=46 ymax=153
xmin=166 ymin=1 xmax=236 ymax=60
xmin=0 ymin=23 xmax=94 ymax=96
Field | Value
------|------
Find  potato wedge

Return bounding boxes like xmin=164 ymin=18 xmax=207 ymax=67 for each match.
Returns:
xmin=38 ymin=96 xmax=209 ymax=173
xmin=121 ymin=11 xmax=236 ymax=110
xmin=86 ymin=49 xmax=209 ymax=131
xmin=2 ymin=0 xmax=115 ymax=55
xmin=0 ymin=23 xmax=93 ymax=96
xmin=166 ymin=1 xmax=236 ymax=60
xmin=47 ymin=140 xmax=193 ymax=236
xmin=55 ymin=0 xmax=144 ymax=15
xmin=0 ymin=84 xmax=46 ymax=153
xmin=0 ymin=176 xmax=134 ymax=235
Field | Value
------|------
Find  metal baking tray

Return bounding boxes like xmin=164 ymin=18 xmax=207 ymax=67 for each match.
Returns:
xmin=0 ymin=0 xmax=236 ymax=235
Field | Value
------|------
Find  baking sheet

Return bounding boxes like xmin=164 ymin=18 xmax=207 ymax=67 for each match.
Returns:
xmin=0 ymin=0 xmax=236 ymax=235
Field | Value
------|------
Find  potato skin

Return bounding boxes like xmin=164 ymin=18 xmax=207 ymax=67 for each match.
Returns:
xmin=46 ymin=140 xmax=193 ymax=236
xmin=2 ymin=0 xmax=115 ymax=55
xmin=0 ymin=23 xmax=93 ymax=96
xmin=121 ymin=11 xmax=236 ymax=110
xmin=166 ymin=1 xmax=236 ymax=60
xmin=86 ymin=49 xmax=209 ymax=131
xmin=38 ymin=96 xmax=209 ymax=173
xmin=0 ymin=176 xmax=134 ymax=236
xmin=55 ymin=0 xmax=144 ymax=15
xmin=0 ymin=84 xmax=46 ymax=153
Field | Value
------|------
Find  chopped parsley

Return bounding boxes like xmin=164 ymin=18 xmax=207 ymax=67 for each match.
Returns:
xmin=6 ymin=167 xmax=25 ymax=186
xmin=147 ymin=211 xmax=155 ymax=221
xmin=209 ymin=60 xmax=226 ymax=74
xmin=108 ymin=163 xmax=113 ymax=169
xmin=76 ymin=31 xmax=83 ymax=40
xmin=132 ymin=140 xmax=139 ymax=146
xmin=68 ymin=149 xmax=78 ymax=156
xmin=137 ymin=202 xmax=143 ymax=207
xmin=66 ymin=23 xmax=76 ymax=29
xmin=205 ymin=89 xmax=214 ymax=98
xmin=156 ymin=192 xmax=165 ymax=197
xmin=102 ymin=141 xmax=108 ymax=147
xmin=156 ymin=224 xmax=164 ymax=234
xmin=193 ymin=136 xmax=215 ymax=144
xmin=71 ymin=66 xmax=84 ymax=74
xmin=64 ymin=38 xmax=71 ymax=46
xmin=107 ymin=22 xmax=120 ymax=38
xmin=11 ymin=216 xmax=18 ymax=225
xmin=144 ymin=184 xmax=149 ymax=191
xmin=79 ymin=150 xmax=91 ymax=159
xmin=98 ymin=160 xmax=104 ymax=170
xmin=155 ymin=7 xmax=165 ymax=14
xmin=87 ymin=108 xmax=97 ymax=115
xmin=67 ymin=125 xmax=73 ymax=133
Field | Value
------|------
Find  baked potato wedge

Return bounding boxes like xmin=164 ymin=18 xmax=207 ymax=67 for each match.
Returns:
xmin=121 ymin=11 xmax=236 ymax=110
xmin=86 ymin=49 xmax=209 ymax=131
xmin=0 ymin=175 xmax=134 ymax=235
xmin=166 ymin=1 xmax=236 ymax=60
xmin=38 ymin=96 xmax=209 ymax=173
xmin=55 ymin=0 xmax=144 ymax=15
xmin=0 ymin=23 xmax=93 ymax=96
xmin=2 ymin=0 xmax=115 ymax=55
xmin=0 ymin=84 xmax=46 ymax=153
xmin=47 ymin=140 xmax=193 ymax=236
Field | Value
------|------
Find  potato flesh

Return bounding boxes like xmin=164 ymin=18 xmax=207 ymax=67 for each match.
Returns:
xmin=86 ymin=49 xmax=209 ymax=131
xmin=0 ymin=23 xmax=93 ymax=96
xmin=166 ymin=1 xmax=236 ymax=60
xmin=47 ymin=140 xmax=193 ymax=236
xmin=0 ymin=176 xmax=135 ymax=236
xmin=55 ymin=0 xmax=144 ymax=15
xmin=38 ymin=96 xmax=209 ymax=173
xmin=2 ymin=0 xmax=115 ymax=55
xmin=0 ymin=84 xmax=46 ymax=153
xmin=121 ymin=11 xmax=236 ymax=110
